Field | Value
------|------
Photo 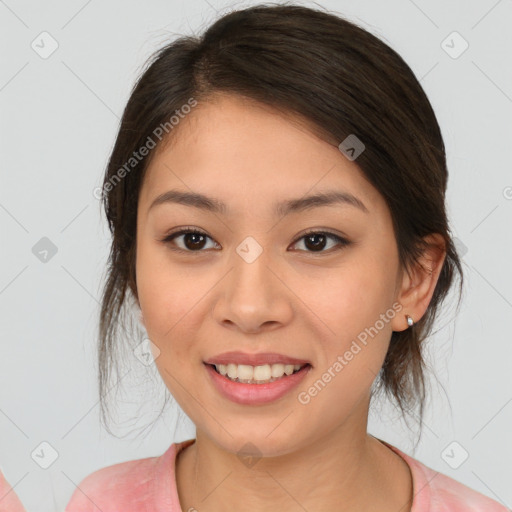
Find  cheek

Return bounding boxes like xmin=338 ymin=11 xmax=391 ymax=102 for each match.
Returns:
xmin=136 ymin=244 xmax=197 ymax=346
xmin=303 ymin=256 xmax=396 ymax=381
xmin=309 ymin=257 xmax=395 ymax=335
xmin=136 ymin=255 xmax=205 ymax=395
xmin=296 ymin=280 xmax=392 ymax=425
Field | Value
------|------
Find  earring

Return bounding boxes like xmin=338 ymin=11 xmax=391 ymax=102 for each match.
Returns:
xmin=406 ymin=314 xmax=414 ymax=327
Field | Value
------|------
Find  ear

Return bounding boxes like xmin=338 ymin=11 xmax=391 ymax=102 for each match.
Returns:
xmin=391 ymin=233 xmax=446 ymax=332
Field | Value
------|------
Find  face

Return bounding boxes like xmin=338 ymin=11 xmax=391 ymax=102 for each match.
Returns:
xmin=135 ymin=93 xmax=404 ymax=457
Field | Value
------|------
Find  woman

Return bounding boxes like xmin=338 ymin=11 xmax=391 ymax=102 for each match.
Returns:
xmin=1 ymin=4 xmax=506 ymax=511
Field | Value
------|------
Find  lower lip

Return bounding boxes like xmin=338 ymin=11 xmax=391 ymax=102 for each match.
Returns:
xmin=204 ymin=363 xmax=312 ymax=405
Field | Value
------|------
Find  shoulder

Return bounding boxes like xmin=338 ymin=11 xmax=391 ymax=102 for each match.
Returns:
xmin=0 ymin=470 xmax=27 ymax=512
xmin=385 ymin=442 xmax=509 ymax=512
xmin=417 ymin=464 xmax=509 ymax=511
xmin=65 ymin=445 xmax=175 ymax=512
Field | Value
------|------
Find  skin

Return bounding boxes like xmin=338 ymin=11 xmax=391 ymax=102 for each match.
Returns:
xmin=135 ymin=93 xmax=446 ymax=511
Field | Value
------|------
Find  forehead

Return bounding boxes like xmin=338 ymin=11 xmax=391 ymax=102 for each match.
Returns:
xmin=139 ymin=94 xmax=383 ymax=215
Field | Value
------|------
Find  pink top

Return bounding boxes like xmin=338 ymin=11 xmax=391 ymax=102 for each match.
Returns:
xmin=0 ymin=438 xmax=508 ymax=511
xmin=0 ymin=471 xmax=26 ymax=512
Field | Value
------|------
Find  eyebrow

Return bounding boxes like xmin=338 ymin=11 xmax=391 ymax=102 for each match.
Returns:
xmin=148 ymin=189 xmax=369 ymax=216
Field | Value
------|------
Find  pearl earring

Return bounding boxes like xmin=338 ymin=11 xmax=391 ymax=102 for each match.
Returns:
xmin=406 ymin=314 xmax=414 ymax=327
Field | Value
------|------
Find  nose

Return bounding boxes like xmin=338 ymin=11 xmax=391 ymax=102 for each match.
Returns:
xmin=211 ymin=245 xmax=294 ymax=334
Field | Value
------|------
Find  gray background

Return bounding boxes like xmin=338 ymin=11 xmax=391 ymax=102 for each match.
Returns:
xmin=1 ymin=0 xmax=511 ymax=510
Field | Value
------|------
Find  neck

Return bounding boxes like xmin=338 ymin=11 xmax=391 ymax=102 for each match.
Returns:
xmin=175 ymin=417 xmax=413 ymax=512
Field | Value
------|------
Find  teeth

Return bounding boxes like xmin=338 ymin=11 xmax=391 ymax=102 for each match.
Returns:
xmin=213 ymin=363 xmax=305 ymax=383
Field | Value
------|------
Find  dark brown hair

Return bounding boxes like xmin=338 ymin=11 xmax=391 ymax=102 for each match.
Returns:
xmin=97 ymin=2 xmax=464 ymax=440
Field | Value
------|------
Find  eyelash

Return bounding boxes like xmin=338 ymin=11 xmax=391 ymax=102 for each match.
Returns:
xmin=160 ymin=227 xmax=351 ymax=254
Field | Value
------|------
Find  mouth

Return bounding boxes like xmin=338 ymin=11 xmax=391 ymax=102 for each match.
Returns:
xmin=204 ymin=361 xmax=312 ymax=405
xmin=204 ymin=362 xmax=312 ymax=385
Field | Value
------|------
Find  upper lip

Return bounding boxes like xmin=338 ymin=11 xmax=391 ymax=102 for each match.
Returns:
xmin=204 ymin=351 xmax=311 ymax=367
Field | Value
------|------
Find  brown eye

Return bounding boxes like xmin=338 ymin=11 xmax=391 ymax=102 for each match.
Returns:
xmin=291 ymin=231 xmax=350 ymax=253
xmin=161 ymin=228 xmax=350 ymax=254
xmin=162 ymin=229 xmax=219 ymax=252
